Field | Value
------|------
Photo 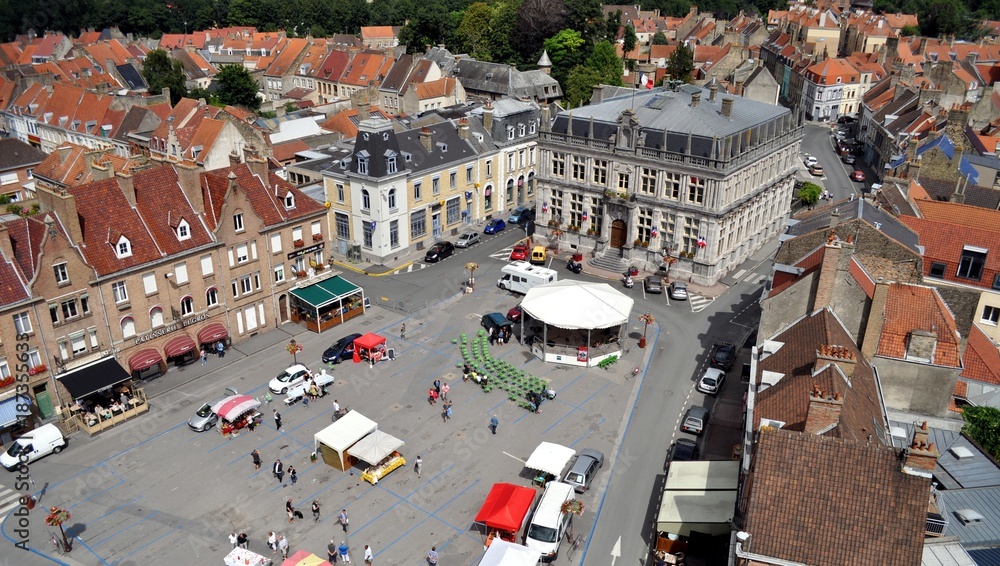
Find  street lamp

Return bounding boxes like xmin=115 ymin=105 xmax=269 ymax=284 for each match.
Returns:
xmin=638 ymin=312 xmax=655 ymax=349
xmin=287 ymin=339 xmax=302 ymax=365
xmin=45 ymin=506 xmax=72 ymax=553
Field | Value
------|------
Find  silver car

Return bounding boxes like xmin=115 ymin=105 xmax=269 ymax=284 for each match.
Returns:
xmin=563 ymin=448 xmax=605 ymax=493
xmin=669 ymin=282 xmax=688 ymax=300
xmin=455 ymin=232 xmax=480 ymax=248
xmin=188 ymin=399 xmax=224 ymax=432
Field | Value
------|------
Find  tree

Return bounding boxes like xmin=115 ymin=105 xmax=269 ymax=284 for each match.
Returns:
xmin=564 ymin=64 xmax=602 ymax=107
xmin=797 ymin=182 xmax=822 ymax=206
xmin=543 ymin=29 xmax=586 ymax=86
xmin=397 ymin=0 xmax=455 ymax=54
xmin=457 ymin=2 xmax=495 ymax=60
xmin=666 ymin=42 xmax=694 ymax=83
xmin=899 ymin=24 xmax=920 ymax=36
xmin=622 ymin=22 xmax=637 ymax=59
xmin=188 ymin=86 xmax=215 ymax=104
xmin=920 ymin=0 xmax=971 ymax=37
xmin=651 ymin=31 xmax=669 ymax=45
xmin=141 ymin=49 xmax=187 ymax=105
xmin=215 ymin=64 xmax=261 ymax=112
xmin=515 ymin=0 xmax=569 ymax=57
xmin=586 ymin=40 xmax=623 ymax=86
xmin=962 ymin=406 xmax=1000 ymax=460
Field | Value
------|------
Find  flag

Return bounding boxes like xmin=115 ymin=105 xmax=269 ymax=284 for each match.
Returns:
xmin=639 ymin=72 xmax=653 ymax=89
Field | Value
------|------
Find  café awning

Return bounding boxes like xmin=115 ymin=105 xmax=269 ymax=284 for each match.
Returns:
xmin=58 ymin=357 xmax=131 ymax=399
xmin=164 ymin=335 xmax=197 ymax=358
xmin=197 ymin=323 xmax=229 ymax=344
xmin=291 ymin=275 xmax=361 ymax=310
xmin=128 ymin=348 xmax=162 ymax=372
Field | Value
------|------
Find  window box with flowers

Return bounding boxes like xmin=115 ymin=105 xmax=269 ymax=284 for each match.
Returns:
xmin=295 ymin=270 xmax=308 ymax=278
xmin=28 ymin=364 xmax=48 ymax=376
xmin=567 ymin=224 xmax=580 ymax=233
xmin=587 ymin=228 xmax=598 ymax=236
xmin=312 ymin=233 xmax=324 ymax=242
xmin=294 ymin=239 xmax=305 ymax=248
xmin=634 ymin=239 xmax=649 ymax=248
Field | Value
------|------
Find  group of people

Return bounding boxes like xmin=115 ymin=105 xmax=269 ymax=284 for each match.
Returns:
xmin=488 ymin=326 xmax=511 ymax=345
xmin=200 ymin=341 xmax=226 ymax=363
xmin=76 ymin=390 xmax=139 ymax=425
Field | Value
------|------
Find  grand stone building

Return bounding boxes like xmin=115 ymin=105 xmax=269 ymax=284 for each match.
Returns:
xmin=536 ymin=82 xmax=803 ymax=285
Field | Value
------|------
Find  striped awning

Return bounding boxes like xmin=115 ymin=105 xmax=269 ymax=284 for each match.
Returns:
xmin=197 ymin=323 xmax=229 ymax=345
xmin=164 ymin=335 xmax=197 ymax=358
xmin=0 ymin=395 xmax=31 ymax=428
xmin=128 ymin=348 xmax=163 ymax=372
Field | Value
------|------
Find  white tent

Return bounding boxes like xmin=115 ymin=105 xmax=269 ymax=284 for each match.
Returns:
xmin=477 ymin=540 xmax=542 ymax=566
xmin=349 ymin=430 xmax=404 ymax=465
xmin=520 ymin=280 xmax=633 ymax=329
xmin=314 ymin=410 xmax=377 ymax=471
xmin=524 ymin=442 xmax=575 ymax=477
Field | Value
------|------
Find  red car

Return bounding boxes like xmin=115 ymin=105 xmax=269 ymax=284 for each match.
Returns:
xmin=507 ymin=306 xmax=522 ymax=322
xmin=510 ymin=244 xmax=528 ymax=261
xmin=850 ymin=170 xmax=866 ymax=182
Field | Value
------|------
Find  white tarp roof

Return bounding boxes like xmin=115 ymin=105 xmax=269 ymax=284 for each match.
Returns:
xmin=657 ymin=489 xmax=738 ymax=536
xmin=524 ymin=442 xmax=575 ymax=477
xmin=349 ymin=430 xmax=404 ymax=465
xmin=665 ymin=461 xmax=740 ymax=491
xmin=314 ymin=410 xmax=377 ymax=452
xmin=478 ymin=540 xmax=542 ymax=566
xmin=520 ymin=280 xmax=633 ymax=329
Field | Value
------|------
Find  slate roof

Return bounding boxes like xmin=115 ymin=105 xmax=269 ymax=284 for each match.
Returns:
xmin=115 ymin=63 xmax=147 ymax=90
xmin=914 ymin=178 xmax=1000 ymax=210
xmin=755 ymin=309 xmax=888 ymax=443
xmin=0 ymin=138 xmax=46 ymax=171
xmin=112 ymin=106 xmax=162 ymax=144
xmin=379 ymin=54 xmax=414 ymax=93
xmin=933 ymin=433 xmax=1000 ymax=490
xmin=447 ymin=57 xmax=561 ymax=100
xmin=939 ymin=487 xmax=1000 ymax=548
xmin=743 ymin=428 xmax=929 ymax=566
xmin=782 ymin=197 xmax=921 ymax=254
xmin=875 ymin=283 xmax=962 ymax=368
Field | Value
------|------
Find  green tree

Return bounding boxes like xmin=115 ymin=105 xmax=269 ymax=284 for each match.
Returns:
xmin=921 ymin=0 xmax=970 ymax=37
xmin=622 ymin=22 xmax=637 ymax=58
xmin=398 ymin=0 xmax=455 ymax=54
xmin=215 ymin=64 xmax=261 ymax=111
xmin=666 ymin=42 xmax=694 ymax=83
xmin=900 ymin=24 xmax=920 ymax=36
xmin=457 ymin=2 xmax=495 ymax=60
xmin=565 ymin=64 xmax=602 ymax=107
xmin=797 ymin=182 xmax=822 ymax=206
xmin=188 ymin=86 xmax=216 ymax=104
xmin=586 ymin=40 xmax=623 ymax=86
xmin=515 ymin=0 xmax=569 ymax=58
xmin=962 ymin=406 xmax=1000 ymax=460
xmin=487 ymin=0 xmax=520 ymax=64
xmin=543 ymin=29 xmax=586 ymax=86
xmin=141 ymin=49 xmax=187 ymax=105
xmin=651 ymin=31 xmax=669 ymax=45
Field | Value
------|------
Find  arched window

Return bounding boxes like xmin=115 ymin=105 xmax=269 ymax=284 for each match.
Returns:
xmin=121 ymin=316 xmax=135 ymax=339
xmin=362 ymin=189 xmax=371 ymax=210
xmin=506 ymin=178 xmax=514 ymax=203
xmin=387 ymin=188 xmax=396 ymax=209
xmin=206 ymin=287 xmax=219 ymax=307
xmin=180 ymin=296 xmax=194 ymax=316
xmin=150 ymin=307 xmax=163 ymax=327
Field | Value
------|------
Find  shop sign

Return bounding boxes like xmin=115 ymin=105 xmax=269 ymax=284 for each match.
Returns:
xmin=287 ymin=242 xmax=325 ymax=260
xmin=134 ymin=313 xmax=211 ymax=345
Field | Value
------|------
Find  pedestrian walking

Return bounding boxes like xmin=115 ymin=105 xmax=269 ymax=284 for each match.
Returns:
xmin=445 ymin=401 xmax=453 ymax=422
xmin=237 ymin=533 xmax=248 ymax=549
xmin=364 ymin=544 xmax=373 ymax=565
xmin=202 ymin=348 xmax=209 ymax=365
xmin=440 ymin=382 xmax=450 ymax=401
xmin=433 ymin=379 xmax=441 ymax=395
xmin=289 ymin=465 xmax=297 ymax=485
xmin=427 ymin=546 xmax=439 ymax=565
xmin=489 ymin=326 xmax=496 ymax=345
xmin=267 ymin=532 xmax=277 ymax=554
xmin=286 ymin=498 xmax=296 ymax=523
xmin=400 ymin=323 xmax=406 ymax=339
xmin=328 ymin=540 xmax=339 ymax=563
xmin=229 ymin=533 xmax=238 ymax=548
xmin=273 ymin=459 xmax=284 ymax=483
xmin=414 ymin=455 xmax=422 ymax=477
xmin=251 ymin=449 xmax=261 ymax=470
xmin=312 ymin=500 xmax=321 ymax=522
xmin=490 ymin=414 xmax=499 ymax=435
xmin=216 ymin=341 xmax=225 ymax=358
xmin=274 ymin=409 xmax=282 ymax=431
xmin=427 ymin=387 xmax=438 ymax=406
xmin=339 ymin=509 xmax=349 ymax=532
xmin=278 ymin=534 xmax=289 ymax=558
xmin=338 ymin=541 xmax=351 ymax=563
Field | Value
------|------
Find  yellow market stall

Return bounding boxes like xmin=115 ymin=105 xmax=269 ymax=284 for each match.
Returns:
xmin=313 ymin=410 xmax=376 ymax=471
xmin=352 ymin=430 xmax=405 ymax=484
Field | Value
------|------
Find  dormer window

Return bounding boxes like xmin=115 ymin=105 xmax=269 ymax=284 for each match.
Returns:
xmin=387 ymin=154 xmax=397 ymax=174
xmin=116 ymin=236 xmax=132 ymax=258
xmin=176 ymin=219 xmax=191 ymax=241
xmin=357 ymin=151 xmax=370 ymax=175
xmin=383 ymin=132 xmax=389 ymax=141
xmin=507 ymin=126 xmax=514 ymax=140
xmin=518 ymin=124 xmax=526 ymax=136
xmin=284 ymin=193 xmax=295 ymax=209
xmin=363 ymin=133 xmax=370 ymax=141
xmin=530 ymin=122 xmax=537 ymax=134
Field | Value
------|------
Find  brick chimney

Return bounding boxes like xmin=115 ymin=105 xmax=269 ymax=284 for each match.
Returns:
xmin=174 ymin=161 xmax=204 ymax=214
xmin=804 ymin=385 xmax=843 ymax=434
xmin=814 ymin=344 xmax=857 ymax=377
xmin=482 ymin=102 xmax=494 ymax=133
xmin=812 ymin=233 xmax=841 ymax=311
xmin=419 ymin=127 xmax=433 ymax=152
xmin=721 ymin=97 xmax=734 ymax=118
xmin=116 ymin=171 xmax=136 ymax=207
xmin=691 ymin=91 xmax=701 ymax=107
xmin=902 ymin=421 xmax=939 ymax=477
xmin=709 ymin=79 xmax=718 ymax=102
xmin=457 ymin=117 xmax=469 ymax=140
xmin=358 ymin=101 xmax=371 ymax=121
xmin=246 ymin=154 xmax=269 ymax=183
xmin=35 ymin=186 xmax=83 ymax=244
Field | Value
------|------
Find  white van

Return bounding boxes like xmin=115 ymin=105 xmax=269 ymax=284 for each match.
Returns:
xmin=1 ymin=424 xmax=67 ymax=471
xmin=497 ymin=262 xmax=558 ymax=294
xmin=525 ymin=481 xmax=575 ymax=562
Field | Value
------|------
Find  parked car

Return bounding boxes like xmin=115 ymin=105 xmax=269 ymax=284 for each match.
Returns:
xmin=483 ymin=218 xmax=506 ymax=234
xmin=667 ymin=438 xmax=700 ymax=463
xmin=837 ymin=115 xmax=856 ymax=123
xmin=507 ymin=306 xmax=522 ymax=322
xmin=697 ymin=367 xmax=726 ymax=395
xmin=529 ymin=246 xmax=547 ymax=266
xmin=850 ymin=170 xmax=866 ymax=182
xmin=508 ymin=205 xmax=533 ymax=224
xmin=563 ymin=449 xmax=605 ymax=493
xmin=188 ymin=399 xmax=225 ymax=432
xmin=668 ymin=281 xmax=688 ymax=300
xmin=0 ymin=424 xmax=67 ymax=470
xmin=644 ymin=276 xmax=663 ymax=293
xmin=510 ymin=244 xmax=528 ymax=261
xmin=268 ymin=364 xmax=314 ymax=394
xmin=681 ymin=406 xmax=709 ymax=435
xmin=804 ymin=156 xmax=818 ymax=167
xmin=841 ymin=154 xmax=856 ymax=165
xmin=322 ymin=332 xmax=362 ymax=364
xmin=808 ymin=164 xmax=825 ymax=176
xmin=455 ymin=232 xmax=480 ymax=248
xmin=424 ymin=241 xmax=455 ymax=263
xmin=710 ymin=342 xmax=737 ymax=371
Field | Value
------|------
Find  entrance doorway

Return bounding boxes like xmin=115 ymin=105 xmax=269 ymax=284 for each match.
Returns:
xmin=278 ymin=294 xmax=289 ymax=323
xmin=432 ymin=212 xmax=441 ymax=239
xmin=610 ymin=220 xmax=627 ymax=249
xmin=33 ymin=385 xmax=54 ymax=419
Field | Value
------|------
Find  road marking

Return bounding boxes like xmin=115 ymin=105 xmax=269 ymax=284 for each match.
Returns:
xmin=388 ymin=263 xmax=428 ymax=275
xmin=0 ymin=485 xmax=24 ymax=517
xmin=731 ymin=269 xmax=747 ymax=281
xmin=502 ymin=451 xmax=526 ymax=464
xmin=689 ymin=293 xmax=714 ymax=313
xmin=489 ymin=248 xmax=514 ymax=260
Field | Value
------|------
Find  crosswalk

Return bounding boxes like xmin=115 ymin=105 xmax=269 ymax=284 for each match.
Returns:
xmin=387 ymin=262 xmax=428 ymax=275
xmin=489 ymin=247 xmax=514 ymax=260
xmin=0 ymin=484 xmax=25 ymax=517
xmin=688 ymin=293 xmax=714 ymax=313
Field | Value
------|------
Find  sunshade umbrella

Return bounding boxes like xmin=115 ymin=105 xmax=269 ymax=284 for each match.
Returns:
xmin=281 ymin=550 xmax=332 ymax=566
xmin=211 ymin=395 xmax=261 ymax=422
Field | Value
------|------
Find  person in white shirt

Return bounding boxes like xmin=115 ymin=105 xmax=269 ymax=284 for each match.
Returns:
xmin=278 ymin=535 xmax=289 ymax=558
xmin=228 ymin=533 xmax=237 ymax=548
xmin=364 ymin=544 xmax=373 ymax=565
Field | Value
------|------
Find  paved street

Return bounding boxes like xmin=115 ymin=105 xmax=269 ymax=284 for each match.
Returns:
xmin=798 ymin=123 xmax=872 ymax=201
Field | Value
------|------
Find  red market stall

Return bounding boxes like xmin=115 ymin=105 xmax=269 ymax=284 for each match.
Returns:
xmin=352 ymin=332 xmax=388 ymax=364
xmin=473 ymin=483 xmax=537 ymax=547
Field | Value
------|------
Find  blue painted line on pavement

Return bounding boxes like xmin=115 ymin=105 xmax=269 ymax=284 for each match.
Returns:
xmin=74 ymin=478 xmax=125 ymax=507
xmin=86 ymin=496 xmax=143 ymax=522
xmin=68 ymin=535 xmax=113 ymax=565
xmin=368 ymin=478 xmax=481 ymax=556
xmin=113 ymin=525 xmax=180 ymax=564
xmin=542 ymin=382 xmax=608 ymax=436
xmin=580 ymin=324 xmax=661 ymax=562
xmin=91 ymin=510 xmax=160 ymax=549
xmin=568 ymin=418 xmax=605 ymax=448
xmin=346 ymin=464 xmax=458 ymax=543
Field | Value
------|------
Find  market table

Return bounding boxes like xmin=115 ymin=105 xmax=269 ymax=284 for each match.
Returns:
xmin=224 ymin=547 xmax=271 ymax=566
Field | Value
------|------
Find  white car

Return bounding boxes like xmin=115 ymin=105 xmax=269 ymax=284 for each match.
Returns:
xmin=804 ymin=156 xmax=818 ymax=167
xmin=455 ymin=232 xmax=480 ymax=248
xmin=268 ymin=364 xmax=313 ymax=394
xmin=697 ymin=367 xmax=726 ymax=395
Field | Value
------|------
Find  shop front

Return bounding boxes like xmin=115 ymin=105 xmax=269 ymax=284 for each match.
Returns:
xmin=289 ymin=274 xmax=366 ymax=334
xmin=0 ymin=389 xmax=33 ymax=445
xmin=58 ymin=356 xmax=148 ymax=436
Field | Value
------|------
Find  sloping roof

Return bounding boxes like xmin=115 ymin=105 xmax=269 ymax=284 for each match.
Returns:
xmin=780 ymin=197 xmax=921 ymax=255
xmin=412 ymin=77 xmax=457 ymax=100
xmin=0 ymin=138 xmax=46 ymax=171
xmin=272 ymin=140 xmax=311 ymax=162
xmin=914 ymin=199 xmax=1000 ymax=232
xmin=265 ymin=37 xmax=308 ymax=76
xmin=875 ymin=283 xmax=962 ymax=367
xmin=743 ymin=428 xmax=929 ymax=566
xmin=939 ymin=487 xmax=1000 ymax=547
xmin=961 ymin=323 xmax=1000 ymax=385
xmin=115 ymin=63 xmax=147 ymax=90
xmin=201 ymin=163 xmax=325 ymax=230
xmin=900 ymin=216 xmax=1000 ymax=288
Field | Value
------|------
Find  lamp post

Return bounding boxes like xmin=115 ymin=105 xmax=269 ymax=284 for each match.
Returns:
xmin=287 ymin=339 xmax=302 ymax=365
xmin=638 ymin=312 xmax=654 ymax=349
xmin=466 ymin=262 xmax=479 ymax=291
xmin=45 ymin=506 xmax=72 ymax=553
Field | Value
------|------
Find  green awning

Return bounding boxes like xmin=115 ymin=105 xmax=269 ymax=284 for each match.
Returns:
xmin=290 ymin=276 xmax=361 ymax=310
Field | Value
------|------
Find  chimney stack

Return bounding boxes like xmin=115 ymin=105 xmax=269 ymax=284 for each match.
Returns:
xmin=691 ymin=91 xmax=701 ymax=107
xmin=721 ymin=97 xmax=734 ymax=117
xmin=861 ymin=281 xmax=890 ymax=358
xmin=814 ymin=344 xmax=857 ymax=377
xmin=457 ymin=117 xmax=469 ymax=140
xmin=483 ymin=102 xmax=494 ymax=132
xmin=35 ymin=186 xmax=83 ymax=244
xmin=709 ymin=79 xmax=718 ymax=102
xmin=804 ymin=385 xmax=844 ymax=435
xmin=902 ymin=421 xmax=939 ymax=477
xmin=246 ymin=154 xmax=269 ymax=183
xmin=0 ymin=224 xmax=13 ymax=262
xmin=358 ymin=101 xmax=371 ymax=121
xmin=116 ymin=171 xmax=136 ymax=207
xmin=174 ymin=161 xmax=204 ymax=214
xmin=419 ymin=127 xmax=433 ymax=152
xmin=812 ymin=233 xmax=841 ymax=311
xmin=57 ymin=145 xmax=72 ymax=164
xmin=227 ymin=170 xmax=239 ymax=195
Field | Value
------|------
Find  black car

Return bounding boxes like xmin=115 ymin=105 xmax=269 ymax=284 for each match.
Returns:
xmin=710 ymin=342 xmax=736 ymax=371
xmin=667 ymin=438 xmax=700 ymax=463
xmin=424 ymin=241 xmax=455 ymax=263
xmin=566 ymin=259 xmax=583 ymax=273
xmin=322 ymin=333 xmax=362 ymax=364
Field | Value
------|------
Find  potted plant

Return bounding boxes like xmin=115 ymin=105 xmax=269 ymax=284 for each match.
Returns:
xmin=312 ymin=233 xmax=323 ymax=241
xmin=294 ymin=239 xmax=305 ymax=248
xmin=634 ymin=238 xmax=643 ymax=247
xmin=638 ymin=312 xmax=655 ymax=348
xmin=295 ymin=270 xmax=307 ymax=278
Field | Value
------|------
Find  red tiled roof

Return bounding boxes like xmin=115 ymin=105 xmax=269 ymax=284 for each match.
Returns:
xmin=272 ymin=140 xmax=310 ymax=163
xmin=875 ymin=283 xmax=962 ymax=367
xmin=914 ymin=199 xmax=1000 ymax=231
xmin=340 ymin=51 xmax=394 ymax=87
xmin=265 ymin=37 xmax=308 ymax=77
xmin=133 ymin=165 xmax=214 ymax=257
xmin=2 ymin=216 xmax=45 ymax=282
xmin=361 ymin=26 xmax=396 ymax=39
xmin=317 ymin=49 xmax=350 ymax=82
xmin=960 ymin=323 xmax=1000 ymax=385
xmin=769 ymin=245 xmax=824 ymax=298
xmin=202 ymin=164 xmax=326 ymax=230
xmin=900 ymin=215 xmax=1000 ymax=290
xmin=412 ymin=77 xmax=457 ymax=100
xmin=70 ymin=176 xmax=161 ymax=276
